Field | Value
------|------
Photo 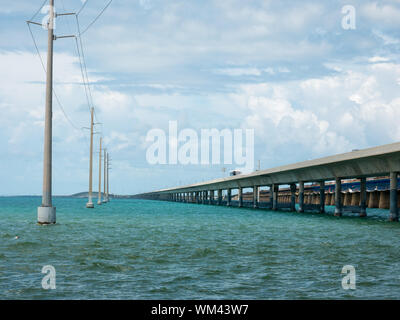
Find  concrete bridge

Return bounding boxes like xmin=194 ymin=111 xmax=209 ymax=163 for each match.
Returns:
xmin=133 ymin=142 xmax=400 ymax=221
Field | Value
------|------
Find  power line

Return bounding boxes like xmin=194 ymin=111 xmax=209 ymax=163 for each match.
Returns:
xmin=80 ymin=0 xmax=113 ymax=36
xmin=77 ymin=0 xmax=89 ymax=16
xmin=75 ymin=17 xmax=94 ymax=106
xmin=74 ymin=36 xmax=92 ymax=113
xmin=30 ymin=0 xmax=47 ymax=22
xmin=27 ymin=22 xmax=81 ymax=131
xmin=75 ymin=16 xmax=101 ymax=125
xmin=60 ymin=0 xmax=73 ymax=35
xmin=28 ymin=1 xmax=108 ymax=145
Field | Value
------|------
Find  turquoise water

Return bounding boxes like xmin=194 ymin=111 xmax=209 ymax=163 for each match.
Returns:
xmin=0 ymin=196 xmax=399 ymax=300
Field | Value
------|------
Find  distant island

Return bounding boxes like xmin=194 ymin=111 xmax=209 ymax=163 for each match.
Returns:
xmin=69 ymin=192 xmax=132 ymax=199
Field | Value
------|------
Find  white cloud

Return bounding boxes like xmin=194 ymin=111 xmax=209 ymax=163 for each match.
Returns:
xmin=214 ymin=68 xmax=262 ymax=76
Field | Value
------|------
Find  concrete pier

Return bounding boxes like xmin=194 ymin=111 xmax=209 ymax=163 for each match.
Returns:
xmin=335 ymin=178 xmax=342 ymax=217
xmin=319 ymin=181 xmax=325 ymax=213
xmin=218 ymin=189 xmax=222 ymax=205
xmin=299 ymin=181 xmax=304 ymax=213
xmin=390 ymin=172 xmax=399 ymax=221
xmin=272 ymin=184 xmax=278 ymax=211
xmin=360 ymin=178 xmax=367 ymax=217
xmin=290 ymin=183 xmax=296 ymax=211
xmin=238 ymin=188 xmax=243 ymax=208
xmin=253 ymin=186 xmax=258 ymax=208
xmin=227 ymin=188 xmax=232 ymax=206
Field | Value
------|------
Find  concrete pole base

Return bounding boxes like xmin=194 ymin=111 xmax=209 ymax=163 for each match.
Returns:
xmin=37 ymin=206 xmax=56 ymax=224
xmin=97 ymin=201 xmax=102 ymax=205
xmin=86 ymin=202 xmax=94 ymax=208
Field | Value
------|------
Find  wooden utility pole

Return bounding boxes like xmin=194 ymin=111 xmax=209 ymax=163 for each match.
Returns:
xmin=38 ymin=0 xmax=56 ymax=224
xmin=86 ymin=107 xmax=94 ymax=208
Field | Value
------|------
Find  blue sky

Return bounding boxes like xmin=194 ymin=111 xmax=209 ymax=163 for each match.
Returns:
xmin=1 ymin=0 xmax=400 ymax=195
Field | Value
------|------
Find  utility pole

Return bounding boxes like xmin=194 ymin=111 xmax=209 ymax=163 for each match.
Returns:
xmin=97 ymin=137 xmax=102 ymax=205
xmin=38 ymin=0 xmax=56 ymax=224
xmin=103 ymin=148 xmax=107 ymax=203
xmin=106 ymin=152 xmax=110 ymax=201
xmin=86 ymin=107 xmax=94 ymax=208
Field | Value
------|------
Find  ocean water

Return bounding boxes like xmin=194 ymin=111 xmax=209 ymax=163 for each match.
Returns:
xmin=0 ymin=196 xmax=399 ymax=300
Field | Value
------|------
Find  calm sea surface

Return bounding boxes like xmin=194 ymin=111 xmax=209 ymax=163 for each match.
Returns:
xmin=0 ymin=196 xmax=399 ymax=299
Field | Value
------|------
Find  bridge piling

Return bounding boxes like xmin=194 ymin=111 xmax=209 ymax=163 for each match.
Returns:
xmin=335 ymin=178 xmax=343 ymax=217
xmin=299 ymin=182 xmax=304 ymax=213
xmin=238 ymin=188 xmax=243 ymax=207
xmin=390 ymin=172 xmax=399 ymax=221
xmin=319 ymin=181 xmax=325 ymax=213
xmin=290 ymin=184 xmax=296 ymax=211
xmin=253 ymin=186 xmax=259 ymax=208
xmin=360 ymin=177 xmax=367 ymax=217
xmin=272 ymin=184 xmax=278 ymax=211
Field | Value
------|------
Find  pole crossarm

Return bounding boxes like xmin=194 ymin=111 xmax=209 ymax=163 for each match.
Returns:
xmin=54 ymin=35 xmax=76 ymax=40
xmin=26 ymin=20 xmax=43 ymax=27
xmin=56 ymin=12 xmax=76 ymax=17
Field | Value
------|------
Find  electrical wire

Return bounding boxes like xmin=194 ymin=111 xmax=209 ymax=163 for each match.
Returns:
xmin=79 ymin=0 xmax=113 ymax=36
xmin=75 ymin=16 xmax=102 ymax=125
xmin=28 ymin=1 xmax=108 ymax=143
xmin=30 ymin=0 xmax=47 ymax=22
xmin=74 ymin=36 xmax=92 ymax=113
xmin=27 ymin=22 xmax=81 ymax=131
xmin=77 ymin=0 xmax=89 ymax=16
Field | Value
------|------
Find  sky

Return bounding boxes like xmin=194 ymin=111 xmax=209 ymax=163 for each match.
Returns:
xmin=1 ymin=0 xmax=400 ymax=195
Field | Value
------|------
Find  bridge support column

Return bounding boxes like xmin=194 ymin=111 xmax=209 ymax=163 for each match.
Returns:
xmin=269 ymin=185 xmax=273 ymax=209
xmin=290 ymin=183 xmax=296 ymax=211
xmin=218 ymin=189 xmax=222 ymax=205
xmin=335 ymin=178 xmax=342 ymax=217
xmin=319 ymin=181 xmax=325 ymax=213
xmin=227 ymin=188 xmax=232 ymax=206
xmin=253 ymin=186 xmax=258 ymax=208
xmin=299 ymin=181 xmax=304 ymax=213
xmin=238 ymin=188 xmax=243 ymax=207
xmin=360 ymin=178 xmax=367 ymax=217
xmin=210 ymin=190 xmax=214 ymax=205
xmin=390 ymin=172 xmax=399 ymax=222
xmin=272 ymin=184 xmax=279 ymax=211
